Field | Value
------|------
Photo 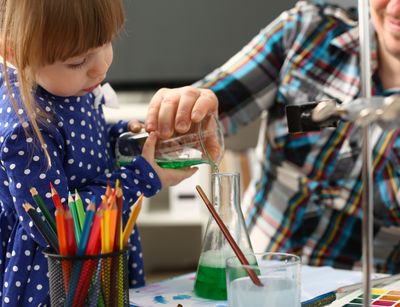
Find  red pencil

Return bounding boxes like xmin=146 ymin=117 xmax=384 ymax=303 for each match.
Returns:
xmin=64 ymin=208 xmax=77 ymax=255
xmin=50 ymin=182 xmax=63 ymax=210
xmin=86 ymin=207 xmax=103 ymax=255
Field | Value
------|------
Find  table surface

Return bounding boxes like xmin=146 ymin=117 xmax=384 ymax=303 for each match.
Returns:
xmin=129 ymin=266 xmax=389 ymax=307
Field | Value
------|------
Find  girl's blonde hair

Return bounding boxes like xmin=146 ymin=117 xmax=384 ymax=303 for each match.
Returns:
xmin=0 ymin=0 xmax=125 ymax=165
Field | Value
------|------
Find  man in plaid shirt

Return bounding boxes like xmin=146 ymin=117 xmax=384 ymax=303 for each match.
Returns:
xmin=145 ymin=1 xmax=400 ymax=273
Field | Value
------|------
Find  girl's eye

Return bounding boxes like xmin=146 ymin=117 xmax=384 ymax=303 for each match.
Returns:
xmin=67 ymin=58 xmax=87 ymax=69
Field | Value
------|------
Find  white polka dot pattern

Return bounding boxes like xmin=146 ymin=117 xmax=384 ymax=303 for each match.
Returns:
xmin=0 ymin=77 xmax=161 ymax=304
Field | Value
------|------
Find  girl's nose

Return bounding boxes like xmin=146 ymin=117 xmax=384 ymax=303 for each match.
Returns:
xmin=88 ymin=58 xmax=109 ymax=79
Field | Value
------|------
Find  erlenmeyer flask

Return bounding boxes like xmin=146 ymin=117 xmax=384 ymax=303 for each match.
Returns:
xmin=194 ymin=172 xmax=255 ymax=300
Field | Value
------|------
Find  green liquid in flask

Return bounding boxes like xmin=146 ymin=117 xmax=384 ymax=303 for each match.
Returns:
xmin=194 ymin=264 xmax=227 ymax=300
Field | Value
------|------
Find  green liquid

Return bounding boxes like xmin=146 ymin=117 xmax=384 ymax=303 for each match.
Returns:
xmin=194 ymin=262 xmax=261 ymax=300
xmin=117 ymin=159 xmax=207 ymax=169
xmin=194 ymin=265 xmax=227 ymax=300
xmin=155 ymin=159 xmax=207 ymax=169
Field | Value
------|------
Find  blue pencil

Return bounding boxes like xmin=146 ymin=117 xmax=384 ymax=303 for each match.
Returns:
xmin=65 ymin=202 xmax=96 ymax=306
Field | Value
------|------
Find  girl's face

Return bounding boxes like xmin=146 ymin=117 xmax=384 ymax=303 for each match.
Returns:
xmin=371 ymin=0 xmax=400 ymax=58
xmin=35 ymin=43 xmax=113 ymax=97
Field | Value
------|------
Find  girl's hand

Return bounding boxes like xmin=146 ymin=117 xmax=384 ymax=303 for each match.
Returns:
xmin=141 ymin=132 xmax=198 ymax=187
xmin=128 ymin=119 xmax=144 ymax=133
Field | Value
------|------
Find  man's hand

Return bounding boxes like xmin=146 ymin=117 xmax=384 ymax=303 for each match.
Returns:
xmin=145 ymin=86 xmax=218 ymax=139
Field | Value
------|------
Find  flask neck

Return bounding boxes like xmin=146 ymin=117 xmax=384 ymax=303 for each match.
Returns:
xmin=211 ymin=173 xmax=241 ymax=223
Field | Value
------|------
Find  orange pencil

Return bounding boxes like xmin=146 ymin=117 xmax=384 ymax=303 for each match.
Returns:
xmin=50 ymin=182 xmax=63 ymax=210
xmin=108 ymin=195 xmax=118 ymax=252
xmin=55 ymin=207 xmax=68 ymax=255
xmin=122 ymin=194 xmax=144 ymax=248
xmin=105 ymin=182 xmax=112 ymax=199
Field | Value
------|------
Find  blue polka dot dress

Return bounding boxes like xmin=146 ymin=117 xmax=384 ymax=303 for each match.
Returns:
xmin=0 ymin=66 xmax=161 ymax=306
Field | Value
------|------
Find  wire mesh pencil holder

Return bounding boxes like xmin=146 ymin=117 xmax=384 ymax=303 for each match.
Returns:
xmin=44 ymin=248 xmax=129 ymax=307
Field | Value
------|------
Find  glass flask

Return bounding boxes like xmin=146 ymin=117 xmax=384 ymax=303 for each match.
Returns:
xmin=115 ymin=113 xmax=224 ymax=169
xmin=194 ymin=172 xmax=255 ymax=300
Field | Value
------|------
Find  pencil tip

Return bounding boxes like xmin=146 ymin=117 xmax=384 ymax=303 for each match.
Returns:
xmin=22 ymin=202 xmax=33 ymax=211
xmin=29 ymin=187 xmax=37 ymax=195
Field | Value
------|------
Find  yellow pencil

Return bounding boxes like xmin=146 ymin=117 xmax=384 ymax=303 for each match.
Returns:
xmin=122 ymin=194 xmax=144 ymax=248
xmin=103 ymin=205 xmax=111 ymax=253
xmin=108 ymin=197 xmax=118 ymax=252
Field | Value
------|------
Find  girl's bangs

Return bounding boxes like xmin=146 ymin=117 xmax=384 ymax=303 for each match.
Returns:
xmin=40 ymin=0 xmax=125 ymax=64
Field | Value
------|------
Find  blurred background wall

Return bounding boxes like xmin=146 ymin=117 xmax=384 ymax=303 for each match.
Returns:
xmin=107 ymin=0 xmax=357 ymax=89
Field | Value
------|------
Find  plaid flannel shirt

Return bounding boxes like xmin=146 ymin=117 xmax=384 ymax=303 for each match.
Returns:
xmin=195 ymin=1 xmax=400 ymax=273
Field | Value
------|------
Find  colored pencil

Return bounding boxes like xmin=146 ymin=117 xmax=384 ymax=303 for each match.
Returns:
xmin=74 ymin=189 xmax=86 ymax=230
xmin=196 ymin=185 xmax=263 ymax=287
xmin=74 ymin=205 xmax=104 ymax=306
xmin=115 ymin=187 xmax=123 ymax=251
xmin=105 ymin=182 xmax=112 ymax=199
xmin=49 ymin=182 xmax=63 ymax=210
xmin=122 ymin=194 xmax=144 ymax=248
xmin=55 ymin=207 xmax=68 ymax=255
xmin=102 ymin=199 xmax=112 ymax=305
xmin=68 ymin=192 xmax=81 ymax=246
xmin=115 ymin=187 xmax=124 ymax=306
xmin=67 ymin=202 xmax=96 ymax=306
xmin=29 ymin=187 xmax=57 ymax=233
xmin=103 ymin=205 xmax=111 ymax=252
xmin=23 ymin=202 xmax=59 ymax=253
xmin=55 ymin=207 xmax=71 ymax=292
xmin=65 ymin=208 xmax=77 ymax=255
xmin=108 ymin=195 xmax=118 ymax=252
xmin=77 ymin=202 xmax=95 ymax=255
xmin=86 ymin=207 xmax=103 ymax=255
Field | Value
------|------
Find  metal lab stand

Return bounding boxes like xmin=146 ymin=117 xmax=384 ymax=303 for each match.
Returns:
xmin=312 ymin=2 xmax=397 ymax=305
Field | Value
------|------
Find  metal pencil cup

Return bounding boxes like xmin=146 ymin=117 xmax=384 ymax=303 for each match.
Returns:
xmin=44 ymin=248 xmax=129 ymax=306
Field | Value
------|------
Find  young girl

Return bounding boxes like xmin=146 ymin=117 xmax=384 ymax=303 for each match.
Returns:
xmin=0 ymin=0 xmax=196 ymax=305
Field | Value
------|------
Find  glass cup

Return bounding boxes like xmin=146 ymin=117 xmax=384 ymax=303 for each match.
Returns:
xmin=226 ymin=252 xmax=301 ymax=307
xmin=115 ymin=113 xmax=224 ymax=169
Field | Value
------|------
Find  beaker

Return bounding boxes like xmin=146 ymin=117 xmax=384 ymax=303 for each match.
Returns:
xmin=115 ymin=113 xmax=224 ymax=169
xmin=194 ymin=172 xmax=255 ymax=300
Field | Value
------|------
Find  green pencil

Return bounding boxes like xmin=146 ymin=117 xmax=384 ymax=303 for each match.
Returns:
xmin=74 ymin=189 xmax=86 ymax=230
xmin=68 ymin=192 xmax=81 ymax=246
xmin=29 ymin=187 xmax=57 ymax=233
